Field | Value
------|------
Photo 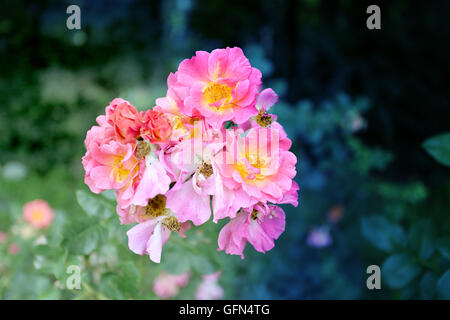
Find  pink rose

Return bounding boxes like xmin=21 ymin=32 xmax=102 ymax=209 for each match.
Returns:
xmin=9 ymin=242 xmax=20 ymax=255
xmin=0 ymin=231 xmax=8 ymax=243
xmin=195 ymin=271 xmax=224 ymax=300
xmin=153 ymin=271 xmax=190 ymax=299
xmin=105 ymin=98 xmax=139 ymax=141
xmin=131 ymin=110 xmax=173 ymax=144
xmin=168 ymin=47 xmax=262 ymax=127
xmin=23 ymin=199 xmax=54 ymax=229
xmin=218 ymin=204 xmax=286 ymax=258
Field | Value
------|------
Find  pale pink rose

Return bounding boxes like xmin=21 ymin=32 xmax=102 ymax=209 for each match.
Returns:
xmin=211 ymin=182 xmax=257 ymax=222
xmin=165 ymin=135 xmax=226 ymax=226
xmin=23 ymin=199 xmax=54 ymax=229
xmin=256 ymin=88 xmax=278 ymax=113
xmin=105 ymin=98 xmax=139 ymax=141
xmin=216 ymin=126 xmax=297 ymax=205
xmin=169 ymin=47 xmax=262 ymax=127
xmin=127 ymin=217 xmax=171 ymax=263
xmin=195 ymin=271 xmax=224 ymax=300
xmin=115 ymin=204 xmax=141 ymax=225
xmin=165 ymin=175 xmax=214 ymax=226
xmin=218 ymin=204 xmax=286 ymax=258
xmin=127 ymin=213 xmax=190 ymax=263
xmin=128 ymin=151 xmax=171 ymax=208
xmin=0 ymin=231 xmax=8 ymax=243
xmin=9 ymin=242 xmax=20 ymax=255
xmin=241 ymin=88 xmax=279 ymax=131
xmin=153 ymin=271 xmax=190 ymax=299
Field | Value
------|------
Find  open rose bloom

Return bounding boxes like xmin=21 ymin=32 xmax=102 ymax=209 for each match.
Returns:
xmin=82 ymin=47 xmax=298 ymax=264
xmin=23 ymin=199 xmax=54 ymax=229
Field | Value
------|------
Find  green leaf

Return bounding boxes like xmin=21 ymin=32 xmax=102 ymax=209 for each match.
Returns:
xmin=423 ymin=132 xmax=450 ymax=166
xmin=437 ymin=237 xmax=450 ymax=260
xmin=99 ymin=273 xmax=125 ymax=300
xmin=162 ymin=249 xmax=192 ymax=274
xmin=76 ymin=189 xmax=113 ymax=219
xmin=419 ymin=272 xmax=438 ymax=299
xmin=119 ymin=261 xmax=140 ymax=297
xmin=224 ymin=121 xmax=237 ymax=129
xmin=4 ymin=273 xmax=52 ymax=299
xmin=47 ymin=209 xmax=67 ymax=246
xmin=64 ymin=216 xmax=108 ymax=255
xmin=33 ymin=246 xmax=67 ymax=277
xmin=382 ymin=253 xmax=421 ymax=289
xmin=101 ymin=189 xmax=116 ymax=201
xmin=361 ymin=215 xmax=407 ymax=252
xmin=437 ymin=269 xmax=450 ymax=299
xmin=99 ymin=263 xmax=140 ymax=299
xmin=408 ymin=219 xmax=435 ymax=260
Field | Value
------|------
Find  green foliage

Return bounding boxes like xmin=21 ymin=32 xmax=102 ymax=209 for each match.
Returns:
xmin=382 ymin=253 xmax=421 ymax=289
xmin=408 ymin=220 xmax=435 ymax=260
xmin=437 ymin=270 xmax=450 ymax=299
xmin=64 ymin=216 xmax=109 ymax=256
xmin=361 ymin=215 xmax=407 ymax=253
xmin=423 ymin=132 xmax=450 ymax=166
xmin=76 ymin=190 xmax=114 ymax=220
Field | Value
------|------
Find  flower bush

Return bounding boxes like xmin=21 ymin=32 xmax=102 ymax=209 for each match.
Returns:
xmin=82 ymin=47 xmax=299 ymax=264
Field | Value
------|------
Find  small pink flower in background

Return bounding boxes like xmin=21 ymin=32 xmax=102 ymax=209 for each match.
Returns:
xmin=153 ymin=271 xmax=190 ymax=299
xmin=195 ymin=271 xmax=224 ymax=300
xmin=342 ymin=111 xmax=366 ymax=133
xmin=327 ymin=205 xmax=344 ymax=223
xmin=307 ymin=226 xmax=332 ymax=248
xmin=350 ymin=113 xmax=366 ymax=132
xmin=8 ymin=242 xmax=20 ymax=255
xmin=23 ymin=199 xmax=54 ymax=229
xmin=0 ymin=231 xmax=7 ymax=243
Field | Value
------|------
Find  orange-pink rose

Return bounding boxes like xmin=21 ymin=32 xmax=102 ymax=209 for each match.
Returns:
xmin=132 ymin=109 xmax=173 ymax=144
xmin=105 ymin=98 xmax=139 ymax=141
xmin=23 ymin=199 xmax=54 ymax=229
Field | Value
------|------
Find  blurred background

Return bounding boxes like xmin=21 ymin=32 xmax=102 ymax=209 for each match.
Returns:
xmin=1 ymin=0 xmax=450 ymax=299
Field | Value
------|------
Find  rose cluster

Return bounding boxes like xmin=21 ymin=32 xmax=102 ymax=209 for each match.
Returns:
xmin=82 ymin=47 xmax=298 ymax=263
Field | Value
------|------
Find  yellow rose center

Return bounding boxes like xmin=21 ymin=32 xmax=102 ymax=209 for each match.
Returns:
xmin=236 ymin=153 xmax=267 ymax=181
xmin=110 ymin=153 xmax=139 ymax=184
xmin=203 ymin=83 xmax=232 ymax=110
xmin=31 ymin=210 xmax=44 ymax=222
